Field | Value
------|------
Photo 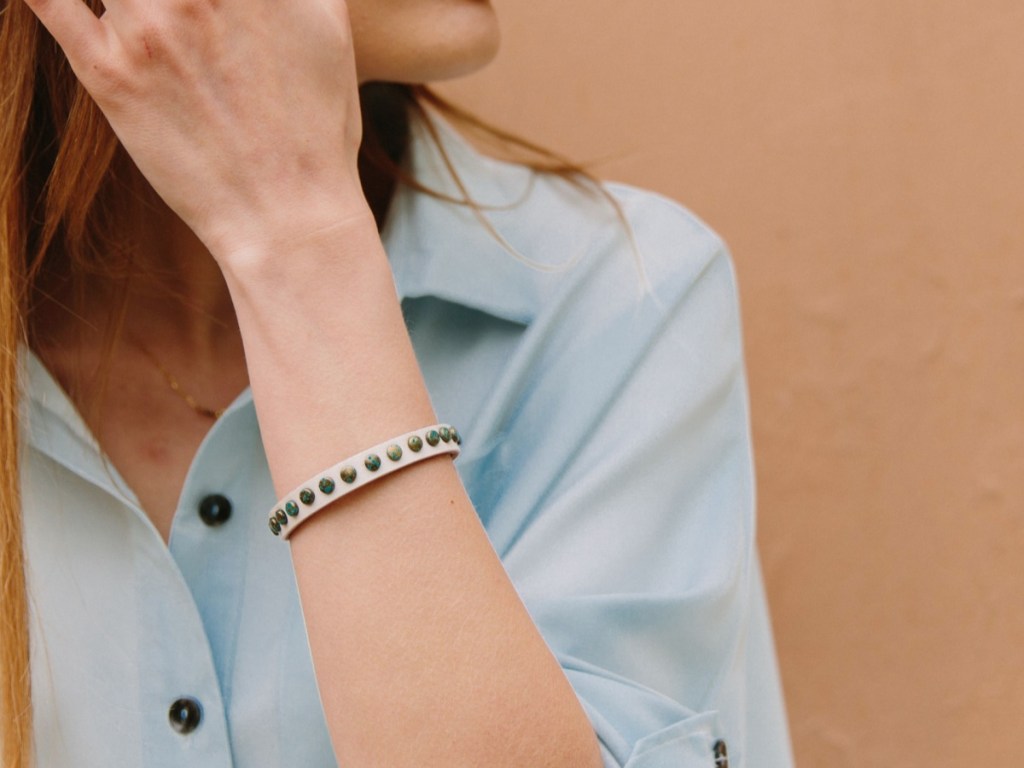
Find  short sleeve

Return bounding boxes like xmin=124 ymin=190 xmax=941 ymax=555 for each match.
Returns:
xmin=455 ymin=189 xmax=788 ymax=767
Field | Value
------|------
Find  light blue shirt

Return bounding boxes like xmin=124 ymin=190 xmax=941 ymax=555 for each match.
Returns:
xmin=22 ymin=119 xmax=793 ymax=767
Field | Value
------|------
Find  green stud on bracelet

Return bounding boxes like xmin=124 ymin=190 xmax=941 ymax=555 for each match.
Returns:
xmin=408 ymin=435 xmax=423 ymax=452
xmin=285 ymin=501 xmax=300 ymax=517
xmin=269 ymin=518 xmax=281 ymax=535
xmin=425 ymin=429 xmax=440 ymax=447
xmin=365 ymin=454 xmax=382 ymax=472
xmin=386 ymin=444 xmax=403 ymax=461
xmin=274 ymin=509 xmax=288 ymax=526
xmin=451 ymin=427 xmax=461 ymax=445
xmin=299 ymin=488 xmax=315 ymax=506
xmin=319 ymin=477 xmax=336 ymax=494
xmin=340 ymin=466 xmax=357 ymax=484
xmin=439 ymin=426 xmax=451 ymax=443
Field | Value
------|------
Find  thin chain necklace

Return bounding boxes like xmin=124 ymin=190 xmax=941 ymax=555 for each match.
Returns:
xmin=136 ymin=344 xmax=225 ymax=420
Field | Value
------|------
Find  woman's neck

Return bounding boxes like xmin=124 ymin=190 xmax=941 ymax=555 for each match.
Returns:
xmin=33 ymin=154 xmax=395 ymax=386
xmin=121 ymin=192 xmax=239 ymax=359
xmin=29 ymin=189 xmax=246 ymax=430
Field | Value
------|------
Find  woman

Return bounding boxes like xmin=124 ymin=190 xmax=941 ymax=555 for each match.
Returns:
xmin=0 ymin=0 xmax=793 ymax=765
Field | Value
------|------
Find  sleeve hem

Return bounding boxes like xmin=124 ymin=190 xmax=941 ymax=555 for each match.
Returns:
xmin=620 ymin=711 xmax=722 ymax=768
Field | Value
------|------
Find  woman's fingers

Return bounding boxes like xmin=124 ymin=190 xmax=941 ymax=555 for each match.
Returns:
xmin=21 ymin=0 xmax=105 ymax=73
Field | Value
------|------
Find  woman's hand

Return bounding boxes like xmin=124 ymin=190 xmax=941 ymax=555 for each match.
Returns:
xmin=23 ymin=0 xmax=367 ymax=259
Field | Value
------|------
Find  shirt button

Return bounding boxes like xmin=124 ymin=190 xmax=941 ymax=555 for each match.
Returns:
xmin=713 ymin=739 xmax=729 ymax=767
xmin=168 ymin=697 xmax=202 ymax=735
xmin=198 ymin=494 xmax=232 ymax=526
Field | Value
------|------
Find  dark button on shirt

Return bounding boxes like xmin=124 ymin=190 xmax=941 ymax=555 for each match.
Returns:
xmin=168 ymin=697 xmax=203 ymax=734
xmin=198 ymin=494 xmax=232 ymax=526
xmin=713 ymin=738 xmax=729 ymax=767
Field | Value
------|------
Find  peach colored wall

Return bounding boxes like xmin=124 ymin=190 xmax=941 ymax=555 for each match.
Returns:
xmin=439 ymin=2 xmax=1024 ymax=766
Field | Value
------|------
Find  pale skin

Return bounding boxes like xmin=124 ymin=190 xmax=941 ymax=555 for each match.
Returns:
xmin=23 ymin=0 xmax=603 ymax=764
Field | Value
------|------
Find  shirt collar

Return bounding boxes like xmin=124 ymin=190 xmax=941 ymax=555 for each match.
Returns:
xmin=383 ymin=113 xmax=595 ymax=326
xmin=21 ymin=349 xmax=139 ymax=504
xmin=22 ymin=349 xmax=256 ymax=506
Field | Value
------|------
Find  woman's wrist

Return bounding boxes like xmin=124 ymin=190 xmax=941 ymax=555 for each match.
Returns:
xmin=218 ymin=201 xmax=434 ymax=495
xmin=207 ymin=193 xmax=380 ymax=279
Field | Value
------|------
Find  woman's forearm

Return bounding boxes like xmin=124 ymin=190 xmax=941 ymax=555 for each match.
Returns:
xmin=222 ymin=210 xmax=602 ymax=767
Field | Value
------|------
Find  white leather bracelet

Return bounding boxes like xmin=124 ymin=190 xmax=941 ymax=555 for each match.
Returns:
xmin=268 ymin=424 xmax=461 ymax=540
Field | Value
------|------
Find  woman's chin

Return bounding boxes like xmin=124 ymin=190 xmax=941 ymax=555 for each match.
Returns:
xmin=352 ymin=4 xmax=501 ymax=84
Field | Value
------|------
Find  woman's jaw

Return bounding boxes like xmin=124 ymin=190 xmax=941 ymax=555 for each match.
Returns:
xmin=348 ymin=0 xmax=500 ymax=84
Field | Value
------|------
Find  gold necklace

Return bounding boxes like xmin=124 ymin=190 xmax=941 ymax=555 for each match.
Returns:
xmin=137 ymin=344 xmax=225 ymax=420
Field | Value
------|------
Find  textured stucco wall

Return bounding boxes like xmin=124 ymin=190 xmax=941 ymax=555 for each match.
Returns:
xmin=439 ymin=2 xmax=1024 ymax=765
